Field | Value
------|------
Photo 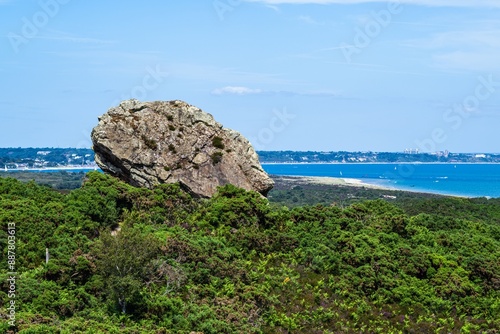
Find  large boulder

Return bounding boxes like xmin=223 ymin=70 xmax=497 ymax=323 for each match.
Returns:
xmin=91 ymin=99 xmax=274 ymax=198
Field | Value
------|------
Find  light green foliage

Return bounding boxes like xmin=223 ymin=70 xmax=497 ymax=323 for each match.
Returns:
xmin=92 ymin=226 xmax=161 ymax=314
xmin=0 ymin=174 xmax=499 ymax=333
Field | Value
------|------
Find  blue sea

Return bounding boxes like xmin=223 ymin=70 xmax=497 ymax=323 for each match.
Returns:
xmin=262 ymin=163 xmax=500 ymax=198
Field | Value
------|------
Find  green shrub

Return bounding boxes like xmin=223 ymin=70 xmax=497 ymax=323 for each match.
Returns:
xmin=212 ymin=136 xmax=225 ymax=149
xmin=211 ymin=151 xmax=223 ymax=164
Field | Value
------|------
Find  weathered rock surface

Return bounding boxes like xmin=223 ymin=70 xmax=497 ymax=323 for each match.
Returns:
xmin=91 ymin=99 xmax=274 ymax=197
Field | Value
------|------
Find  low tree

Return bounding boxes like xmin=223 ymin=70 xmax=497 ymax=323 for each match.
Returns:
xmin=92 ymin=226 xmax=161 ymax=314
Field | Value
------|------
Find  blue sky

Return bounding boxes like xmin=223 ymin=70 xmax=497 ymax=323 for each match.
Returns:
xmin=1 ymin=0 xmax=500 ymax=152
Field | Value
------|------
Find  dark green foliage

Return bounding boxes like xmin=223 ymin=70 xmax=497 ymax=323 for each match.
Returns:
xmin=212 ymin=136 xmax=225 ymax=149
xmin=193 ymin=184 xmax=273 ymax=228
xmin=211 ymin=151 xmax=223 ymax=164
xmin=168 ymin=144 xmax=176 ymax=154
xmin=1 ymin=174 xmax=499 ymax=333
xmin=166 ymin=115 xmax=174 ymax=121
xmin=168 ymin=125 xmax=176 ymax=131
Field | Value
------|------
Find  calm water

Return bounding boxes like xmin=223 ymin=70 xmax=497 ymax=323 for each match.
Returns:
xmin=262 ymin=163 xmax=500 ymax=198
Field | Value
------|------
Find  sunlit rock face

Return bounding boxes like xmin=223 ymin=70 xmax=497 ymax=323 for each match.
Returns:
xmin=91 ymin=99 xmax=274 ymax=198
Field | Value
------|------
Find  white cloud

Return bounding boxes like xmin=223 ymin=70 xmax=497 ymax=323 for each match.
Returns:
xmin=433 ymin=51 xmax=500 ymax=71
xmin=404 ymin=29 xmax=500 ymax=71
xmin=36 ymin=29 xmax=116 ymax=45
xmin=243 ymin=0 xmax=500 ymax=7
xmin=211 ymin=86 xmax=341 ymax=96
xmin=298 ymin=15 xmax=323 ymax=25
xmin=405 ymin=30 xmax=500 ymax=49
xmin=211 ymin=86 xmax=263 ymax=95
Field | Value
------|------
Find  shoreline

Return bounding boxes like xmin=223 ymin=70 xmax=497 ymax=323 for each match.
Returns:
xmin=272 ymin=175 xmax=470 ymax=198
xmin=277 ymin=176 xmax=389 ymax=190
xmin=272 ymin=175 xmax=395 ymax=191
xmin=262 ymin=162 xmax=500 ymax=165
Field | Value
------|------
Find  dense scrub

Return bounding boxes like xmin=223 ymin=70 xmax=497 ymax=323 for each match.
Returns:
xmin=0 ymin=172 xmax=499 ymax=333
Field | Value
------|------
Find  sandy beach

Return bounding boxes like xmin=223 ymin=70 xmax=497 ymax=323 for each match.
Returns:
xmin=273 ymin=176 xmax=391 ymax=190
xmin=272 ymin=175 xmax=471 ymax=198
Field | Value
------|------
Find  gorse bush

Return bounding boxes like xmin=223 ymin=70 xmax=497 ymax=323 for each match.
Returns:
xmin=0 ymin=172 xmax=499 ymax=333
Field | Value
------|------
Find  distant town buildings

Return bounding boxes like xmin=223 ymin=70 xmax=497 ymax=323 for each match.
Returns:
xmin=256 ymin=150 xmax=500 ymax=164
xmin=2 ymin=148 xmax=500 ymax=169
xmin=0 ymin=148 xmax=97 ymax=170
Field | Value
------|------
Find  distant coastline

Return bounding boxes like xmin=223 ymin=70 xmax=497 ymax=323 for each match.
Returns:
xmin=261 ymin=161 xmax=500 ymax=165
xmin=0 ymin=165 xmax=98 ymax=172
xmin=2 ymin=148 xmax=500 ymax=168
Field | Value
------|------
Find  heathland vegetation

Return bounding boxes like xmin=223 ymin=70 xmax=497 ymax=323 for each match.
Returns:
xmin=0 ymin=172 xmax=499 ymax=333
